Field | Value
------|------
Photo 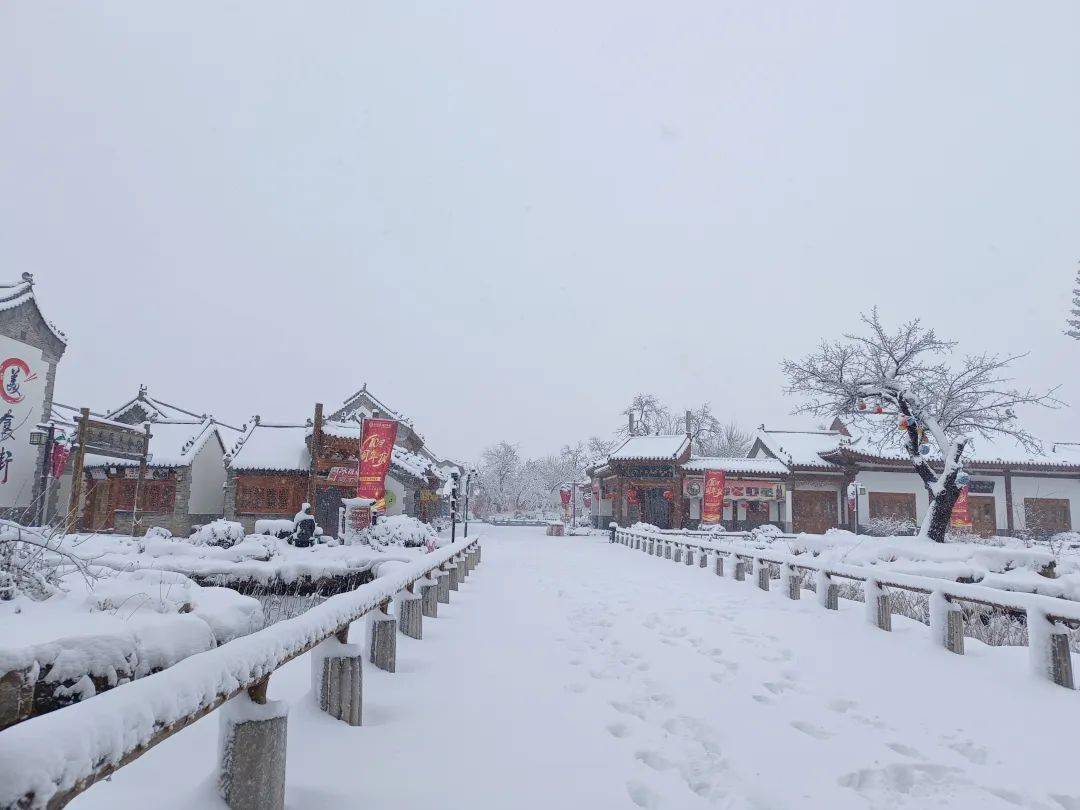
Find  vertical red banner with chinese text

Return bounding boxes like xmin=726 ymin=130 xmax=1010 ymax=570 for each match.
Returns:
xmin=702 ymin=469 xmax=725 ymax=524
xmin=357 ymin=418 xmax=398 ymax=501
xmin=950 ymin=485 xmax=972 ymax=530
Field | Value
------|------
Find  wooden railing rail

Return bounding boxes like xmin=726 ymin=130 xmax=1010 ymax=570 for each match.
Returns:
xmin=612 ymin=526 xmax=1078 ymax=690
xmin=0 ymin=538 xmax=482 ymax=810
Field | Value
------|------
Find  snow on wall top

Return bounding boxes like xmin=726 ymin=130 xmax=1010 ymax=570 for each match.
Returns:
xmin=84 ymin=418 xmax=227 ymax=469
xmin=610 ymin=435 xmax=691 ymax=462
xmin=752 ymin=430 xmax=843 ymax=469
xmin=0 ymin=278 xmax=68 ymax=346
xmin=683 ymin=456 xmax=790 ymax=475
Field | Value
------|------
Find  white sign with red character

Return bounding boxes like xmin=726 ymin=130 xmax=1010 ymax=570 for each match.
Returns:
xmin=0 ymin=335 xmax=46 ymax=508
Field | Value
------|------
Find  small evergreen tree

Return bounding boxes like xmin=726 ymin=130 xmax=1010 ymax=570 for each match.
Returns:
xmin=1067 ymin=264 xmax=1080 ymax=340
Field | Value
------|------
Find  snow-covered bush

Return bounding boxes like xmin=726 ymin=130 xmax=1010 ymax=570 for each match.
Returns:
xmin=190 ymin=519 xmax=245 ymax=548
xmin=144 ymin=526 xmax=173 ymax=541
xmin=0 ymin=521 xmax=87 ymax=601
xmin=353 ymin=515 xmax=438 ymax=549
xmin=254 ymin=519 xmax=295 ymax=540
xmin=748 ymin=524 xmax=784 ymax=543
xmin=862 ymin=516 xmax=918 ymax=537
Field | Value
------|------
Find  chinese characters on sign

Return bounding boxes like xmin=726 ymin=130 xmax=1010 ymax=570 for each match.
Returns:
xmin=0 ymin=336 xmax=47 ymax=507
xmin=702 ymin=469 xmax=725 ymax=524
xmin=357 ymin=418 xmax=398 ymax=500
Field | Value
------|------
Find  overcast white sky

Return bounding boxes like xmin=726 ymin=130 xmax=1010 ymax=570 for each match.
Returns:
xmin=2 ymin=2 xmax=1077 ymax=461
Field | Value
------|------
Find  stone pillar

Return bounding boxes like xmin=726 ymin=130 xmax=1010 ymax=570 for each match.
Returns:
xmin=475 ymin=544 xmax=482 ymax=565
xmin=1049 ymin=633 xmax=1075 ymax=689
xmin=715 ymin=556 xmax=724 ymax=577
xmin=944 ymin=610 xmax=965 ymax=655
xmin=664 ymin=544 xmax=672 ymax=560
xmin=673 ymin=545 xmax=682 ymax=563
xmin=0 ymin=668 xmax=34 ymax=730
xmin=458 ymin=554 xmax=469 ymax=581
xmin=311 ymin=637 xmax=363 ymax=726
xmin=447 ymin=562 xmax=460 ymax=591
xmin=419 ymin=579 xmax=439 ymax=618
xmin=218 ymin=692 xmax=288 ymax=810
xmin=368 ymin=605 xmax=397 ymax=672
xmin=468 ymin=548 xmax=479 ymax=571
xmin=699 ymin=551 xmax=707 ymax=569
xmin=436 ymin=571 xmax=450 ymax=604
xmin=685 ymin=549 xmax=694 ymax=566
xmin=734 ymin=560 xmax=745 ymax=581
xmin=756 ymin=560 xmax=769 ymax=591
xmin=397 ymin=591 xmax=423 ymax=640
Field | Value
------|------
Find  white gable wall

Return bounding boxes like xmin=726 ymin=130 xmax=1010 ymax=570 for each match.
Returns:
xmin=188 ymin=437 xmax=226 ymax=516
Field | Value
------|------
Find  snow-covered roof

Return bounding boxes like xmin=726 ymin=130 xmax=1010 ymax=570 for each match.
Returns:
xmin=0 ymin=277 xmax=67 ymax=346
xmin=752 ymin=430 xmax=842 ymax=469
xmin=107 ymin=388 xmax=209 ymax=424
xmin=834 ymin=415 xmax=1080 ymax=469
xmin=609 ymin=435 xmax=691 ymax=462
xmin=228 ymin=422 xmax=310 ymax=472
xmin=683 ymin=456 xmax=790 ymax=476
xmin=331 ymin=384 xmax=415 ymax=428
xmin=85 ymin=418 xmax=227 ymax=469
xmin=391 ymin=446 xmax=434 ymax=481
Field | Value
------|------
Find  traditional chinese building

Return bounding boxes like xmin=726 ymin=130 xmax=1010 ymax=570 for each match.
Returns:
xmin=62 ymin=388 xmax=240 ymax=536
xmin=0 ymin=275 xmax=68 ymax=523
xmin=592 ymin=420 xmax=1080 ymax=538
xmin=225 ymin=387 xmax=450 ymax=535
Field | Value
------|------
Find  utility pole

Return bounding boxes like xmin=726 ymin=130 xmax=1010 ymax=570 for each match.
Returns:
xmin=67 ymin=408 xmax=90 ymax=535
xmin=463 ymin=469 xmax=472 ymax=538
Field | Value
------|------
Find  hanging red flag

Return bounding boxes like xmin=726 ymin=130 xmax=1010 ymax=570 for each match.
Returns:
xmin=702 ymin=469 xmax=725 ymax=524
xmin=357 ymin=418 xmax=398 ymax=501
xmin=950 ymin=486 xmax=972 ymax=530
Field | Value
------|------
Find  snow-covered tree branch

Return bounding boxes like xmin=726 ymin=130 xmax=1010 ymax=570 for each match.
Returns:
xmin=782 ymin=308 xmax=1063 ymax=542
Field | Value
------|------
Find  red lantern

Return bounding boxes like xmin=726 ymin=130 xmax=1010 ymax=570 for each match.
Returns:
xmin=873 ymin=404 xmax=884 ymax=414
xmin=662 ymin=489 xmax=673 ymax=502
xmin=857 ymin=400 xmax=867 ymax=411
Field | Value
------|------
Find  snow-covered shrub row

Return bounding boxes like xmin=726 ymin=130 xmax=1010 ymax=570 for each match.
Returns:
xmin=353 ymin=515 xmax=438 ymax=549
xmin=253 ymin=519 xmax=295 ymax=539
xmin=190 ymin=519 xmax=245 ymax=548
xmin=710 ymin=527 xmax=1080 ymax=600
xmin=0 ymin=538 xmax=478 ymax=808
xmin=0 ymin=568 xmax=263 ymax=723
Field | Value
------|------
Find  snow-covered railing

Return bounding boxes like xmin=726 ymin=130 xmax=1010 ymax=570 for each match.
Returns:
xmin=0 ymin=538 xmax=483 ymax=810
xmin=612 ymin=526 xmax=1078 ymax=691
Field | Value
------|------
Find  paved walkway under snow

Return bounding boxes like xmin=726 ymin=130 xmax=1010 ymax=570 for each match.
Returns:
xmin=76 ymin=527 xmax=1077 ymax=809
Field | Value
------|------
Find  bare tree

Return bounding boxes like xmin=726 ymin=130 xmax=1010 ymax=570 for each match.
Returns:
xmin=1067 ymin=263 xmax=1080 ymax=340
xmin=708 ymin=420 xmax=753 ymax=457
xmin=617 ymin=393 xmax=671 ymax=437
xmin=587 ymin=435 xmax=619 ymax=461
xmin=477 ymin=441 xmax=522 ymax=514
xmin=782 ymin=308 xmax=1061 ymax=542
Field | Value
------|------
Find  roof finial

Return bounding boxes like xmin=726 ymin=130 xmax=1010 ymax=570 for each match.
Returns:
xmin=139 ymin=384 xmax=147 ymax=398
xmin=20 ymin=272 xmax=33 ymax=286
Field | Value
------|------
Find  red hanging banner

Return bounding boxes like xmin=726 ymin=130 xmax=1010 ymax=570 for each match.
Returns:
xmin=357 ymin=418 xmax=398 ymax=500
xmin=950 ymin=485 xmax=972 ymax=530
xmin=702 ymin=469 xmax=725 ymax=524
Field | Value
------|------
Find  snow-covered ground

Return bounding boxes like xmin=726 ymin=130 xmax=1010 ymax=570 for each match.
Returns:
xmin=68 ymin=526 xmax=1077 ymax=810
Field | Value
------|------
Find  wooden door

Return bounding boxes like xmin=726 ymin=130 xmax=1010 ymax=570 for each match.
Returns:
xmin=792 ymin=490 xmax=838 ymax=535
xmin=1024 ymin=498 xmax=1071 ymax=538
xmin=968 ymin=495 xmax=997 ymax=537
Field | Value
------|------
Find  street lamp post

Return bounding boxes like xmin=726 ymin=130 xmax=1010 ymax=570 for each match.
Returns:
xmin=450 ymin=471 xmax=460 ymax=544
xmin=29 ymin=423 xmax=56 ymax=527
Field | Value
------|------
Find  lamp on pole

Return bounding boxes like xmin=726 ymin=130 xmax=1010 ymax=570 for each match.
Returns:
xmin=29 ymin=423 xmax=56 ymax=526
xmin=463 ymin=468 xmax=477 ymax=538
xmin=450 ymin=471 xmax=460 ymax=544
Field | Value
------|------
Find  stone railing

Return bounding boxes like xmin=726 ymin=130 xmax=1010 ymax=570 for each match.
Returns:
xmin=612 ymin=526 xmax=1079 ymax=691
xmin=0 ymin=538 xmax=483 ymax=810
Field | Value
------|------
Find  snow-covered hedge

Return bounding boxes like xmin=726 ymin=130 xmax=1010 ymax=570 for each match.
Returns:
xmin=354 ymin=515 xmax=438 ymax=549
xmin=253 ymin=519 xmax=295 ymax=540
xmin=190 ymin=519 xmax=245 ymax=548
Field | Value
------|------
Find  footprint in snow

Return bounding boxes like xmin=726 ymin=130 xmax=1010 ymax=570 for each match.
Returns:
xmin=626 ymin=780 xmax=662 ymax=809
xmin=606 ymin=722 xmax=632 ymax=739
xmin=885 ymin=742 xmax=923 ymax=759
xmin=827 ymin=698 xmax=857 ymax=714
xmin=790 ymin=721 xmax=832 ymax=740
xmin=635 ymin=750 xmax=674 ymax=771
